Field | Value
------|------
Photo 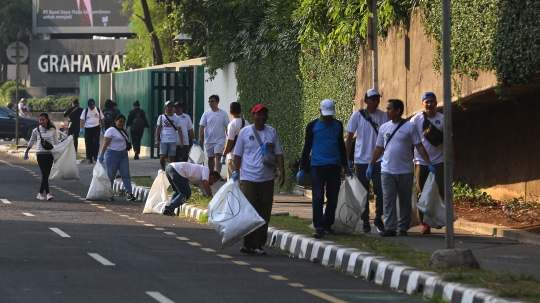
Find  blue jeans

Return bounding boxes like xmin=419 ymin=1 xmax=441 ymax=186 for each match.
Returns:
xmin=311 ymin=165 xmax=341 ymax=232
xmin=105 ymin=149 xmax=132 ymax=193
xmin=160 ymin=142 xmax=177 ymax=156
xmin=165 ymin=164 xmax=191 ymax=211
xmin=355 ymin=162 xmax=384 ymax=222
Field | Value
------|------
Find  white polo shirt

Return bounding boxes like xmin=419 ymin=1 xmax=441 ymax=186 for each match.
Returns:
xmin=157 ymin=114 xmax=182 ymax=143
xmin=199 ymin=109 xmax=229 ymax=145
xmin=174 ymin=113 xmax=194 ymax=145
xmin=169 ymin=162 xmax=210 ymax=196
xmin=376 ymin=120 xmax=422 ymax=174
xmin=80 ymin=108 xmax=104 ymax=128
xmin=104 ymin=127 xmax=129 ymax=151
xmin=226 ymin=117 xmax=250 ymax=160
xmin=410 ymin=112 xmax=445 ymax=165
xmin=346 ymin=108 xmax=388 ymax=164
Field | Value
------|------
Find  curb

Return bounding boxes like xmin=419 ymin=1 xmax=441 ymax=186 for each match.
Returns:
xmin=0 ymin=145 xmax=36 ymax=161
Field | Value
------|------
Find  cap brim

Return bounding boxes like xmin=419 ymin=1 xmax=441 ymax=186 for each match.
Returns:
xmin=321 ymin=110 xmax=335 ymax=116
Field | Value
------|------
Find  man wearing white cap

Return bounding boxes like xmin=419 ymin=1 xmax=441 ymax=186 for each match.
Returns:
xmin=156 ymin=101 xmax=183 ymax=170
xmin=345 ymin=88 xmax=388 ymax=233
xmin=297 ymin=99 xmax=351 ymax=239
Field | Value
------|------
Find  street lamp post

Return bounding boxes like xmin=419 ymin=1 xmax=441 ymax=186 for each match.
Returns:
xmin=173 ymin=20 xmax=209 ymax=58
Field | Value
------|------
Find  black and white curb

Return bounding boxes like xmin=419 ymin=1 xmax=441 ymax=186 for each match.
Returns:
xmin=179 ymin=204 xmax=207 ymax=220
xmin=266 ymin=227 xmax=525 ymax=303
xmin=0 ymin=145 xmax=37 ymax=161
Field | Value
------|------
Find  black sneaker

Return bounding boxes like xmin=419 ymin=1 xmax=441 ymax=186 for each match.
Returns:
xmin=240 ymin=246 xmax=257 ymax=255
xmin=379 ymin=230 xmax=397 ymax=237
xmin=362 ymin=222 xmax=371 ymax=233
xmin=109 ymin=197 xmax=114 ymax=201
xmin=254 ymin=246 xmax=267 ymax=255
xmin=398 ymin=230 xmax=408 ymax=236
xmin=162 ymin=210 xmax=176 ymax=216
xmin=373 ymin=219 xmax=385 ymax=232
xmin=126 ymin=193 xmax=136 ymax=201
xmin=313 ymin=229 xmax=324 ymax=239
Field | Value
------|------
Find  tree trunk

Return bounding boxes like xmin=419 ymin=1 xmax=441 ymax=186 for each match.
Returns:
xmin=140 ymin=0 xmax=163 ymax=65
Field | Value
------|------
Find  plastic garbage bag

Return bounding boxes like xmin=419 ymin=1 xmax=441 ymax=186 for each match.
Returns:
xmin=142 ymin=170 xmax=170 ymax=214
xmin=331 ymin=175 xmax=367 ymax=234
xmin=188 ymin=144 xmax=205 ymax=164
xmin=208 ymin=180 xmax=265 ymax=249
xmin=416 ymin=173 xmax=457 ymax=228
xmin=49 ymin=136 xmax=80 ymax=181
xmin=86 ymin=162 xmax=113 ymax=200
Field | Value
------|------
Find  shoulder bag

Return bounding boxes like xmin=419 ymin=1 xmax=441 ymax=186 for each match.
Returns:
xmin=115 ymin=128 xmax=132 ymax=151
xmin=422 ymin=112 xmax=444 ymax=147
xmin=251 ymin=125 xmax=277 ymax=169
xmin=37 ymin=127 xmax=54 ymax=150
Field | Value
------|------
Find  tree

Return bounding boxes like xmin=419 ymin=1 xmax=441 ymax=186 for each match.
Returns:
xmin=0 ymin=0 xmax=32 ymax=62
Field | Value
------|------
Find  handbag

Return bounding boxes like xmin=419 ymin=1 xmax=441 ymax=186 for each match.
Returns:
xmin=422 ymin=112 xmax=444 ymax=147
xmin=115 ymin=127 xmax=132 ymax=151
xmin=37 ymin=127 xmax=54 ymax=150
xmin=251 ymin=125 xmax=277 ymax=168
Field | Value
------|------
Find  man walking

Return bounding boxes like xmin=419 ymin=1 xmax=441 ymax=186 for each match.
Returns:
xmin=233 ymin=104 xmax=285 ymax=255
xmin=63 ymin=99 xmax=84 ymax=152
xmin=345 ymin=89 xmax=388 ymax=233
xmin=410 ymin=92 xmax=454 ymax=234
xmin=367 ymin=99 xmax=434 ymax=237
xmin=174 ymin=101 xmax=195 ymax=162
xmin=79 ymin=99 xmax=105 ymax=164
xmin=198 ymin=95 xmax=229 ymax=179
xmin=126 ymin=100 xmax=150 ymax=160
xmin=156 ymin=101 xmax=183 ymax=171
xmin=297 ymin=99 xmax=351 ymax=239
xmin=221 ymin=102 xmax=249 ymax=180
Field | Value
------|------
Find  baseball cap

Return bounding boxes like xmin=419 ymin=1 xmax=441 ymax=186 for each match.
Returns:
xmin=88 ymin=99 xmax=95 ymax=106
xmin=422 ymin=92 xmax=437 ymax=102
xmin=320 ymin=99 xmax=335 ymax=116
xmin=252 ymin=104 xmax=268 ymax=114
xmin=173 ymin=101 xmax=183 ymax=107
xmin=164 ymin=100 xmax=172 ymax=107
xmin=20 ymin=98 xmax=27 ymax=102
xmin=365 ymin=88 xmax=381 ymax=99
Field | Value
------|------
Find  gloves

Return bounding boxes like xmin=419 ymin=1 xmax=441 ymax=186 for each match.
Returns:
xmin=231 ymin=171 xmax=239 ymax=181
xmin=98 ymin=155 xmax=104 ymax=163
xmin=296 ymin=170 xmax=305 ymax=184
xmin=428 ymin=163 xmax=436 ymax=175
xmin=24 ymin=152 xmax=29 ymax=160
xmin=366 ymin=164 xmax=373 ymax=180
xmin=192 ymin=139 xmax=198 ymax=145
xmin=344 ymin=167 xmax=353 ymax=177
xmin=79 ymin=129 xmax=84 ymax=135
xmin=261 ymin=143 xmax=267 ymax=155
xmin=220 ymin=156 xmax=226 ymax=165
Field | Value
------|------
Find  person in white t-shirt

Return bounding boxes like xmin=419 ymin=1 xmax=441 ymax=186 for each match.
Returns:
xmin=162 ymin=162 xmax=221 ymax=216
xmin=198 ymin=95 xmax=229 ymax=179
xmin=367 ymin=99 xmax=434 ymax=237
xmin=173 ymin=101 xmax=195 ymax=162
xmin=221 ymin=102 xmax=249 ymax=180
xmin=232 ymin=104 xmax=285 ymax=255
xmin=410 ymin=92 xmax=454 ymax=235
xmin=345 ymin=88 xmax=388 ymax=234
xmin=156 ymin=101 xmax=183 ymax=170
xmin=79 ymin=99 xmax=105 ymax=164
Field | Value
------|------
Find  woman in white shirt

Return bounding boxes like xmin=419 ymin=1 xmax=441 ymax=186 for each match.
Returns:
xmin=98 ymin=114 xmax=136 ymax=202
xmin=24 ymin=113 xmax=60 ymax=200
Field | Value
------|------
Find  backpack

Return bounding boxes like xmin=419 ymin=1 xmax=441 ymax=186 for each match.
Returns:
xmin=132 ymin=110 xmax=145 ymax=132
xmin=102 ymin=108 xmax=117 ymax=129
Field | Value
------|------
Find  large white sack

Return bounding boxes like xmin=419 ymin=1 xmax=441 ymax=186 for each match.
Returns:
xmin=416 ymin=173 xmax=457 ymax=228
xmin=331 ymin=175 xmax=367 ymax=234
xmin=49 ymin=136 xmax=80 ymax=181
xmin=188 ymin=144 xmax=205 ymax=164
xmin=142 ymin=170 xmax=170 ymax=214
xmin=86 ymin=162 xmax=113 ymax=200
xmin=208 ymin=180 xmax=266 ymax=249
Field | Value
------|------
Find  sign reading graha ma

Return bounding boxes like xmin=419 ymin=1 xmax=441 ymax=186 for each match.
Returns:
xmin=38 ymin=54 xmax=126 ymax=73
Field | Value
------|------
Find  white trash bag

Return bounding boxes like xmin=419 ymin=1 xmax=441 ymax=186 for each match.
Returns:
xmin=142 ymin=170 xmax=170 ymax=214
xmin=208 ymin=180 xmax=265 ymax=249
xmin=188 ymin=144 xmax=205 ymax=164
xmin=416 ymin=173 xmax=457 ymax=228
xmin=49 ymin=136 xmax=80 ymax=181
xmin=86 ymin=162 xmax=113 ymax=200
xmin=332 ymin=175 xmax=367 ymax=234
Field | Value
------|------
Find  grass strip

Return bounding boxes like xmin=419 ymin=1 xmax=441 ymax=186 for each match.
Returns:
xmin=269 ymin=215 xmax=540 ymax=302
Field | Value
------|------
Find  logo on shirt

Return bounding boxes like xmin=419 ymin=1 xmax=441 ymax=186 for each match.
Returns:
xmin=374 ymin=123 xmax=379 ymax=128
xmin=385 ymin=132 xmax=390 ymax=138
xmin=249 ymin=135 xmax=254 ymax=141
xmin=435 ymin=120 xmax=441 ymax=125
xmin=163 ymin=120 xmax=173 ymax=127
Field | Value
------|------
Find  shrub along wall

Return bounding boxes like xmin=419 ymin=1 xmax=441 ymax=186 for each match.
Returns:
xmin=0 ymin=81 xmax=26 ymax=105
xmin=27 ymin=96 xmax=76 ymax=112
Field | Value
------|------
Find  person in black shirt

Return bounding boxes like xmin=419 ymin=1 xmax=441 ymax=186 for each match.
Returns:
xmin=63 ymin=99 xmax=84 ymax=152
xmin=126 ymin=100 xmax=150 ymax=159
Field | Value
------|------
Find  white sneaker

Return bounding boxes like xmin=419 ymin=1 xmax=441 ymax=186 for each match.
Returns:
xmin=46 ymin=193 xmax=53 ymax=201
xmin=36 ymin=193 xmax=45 ymax=200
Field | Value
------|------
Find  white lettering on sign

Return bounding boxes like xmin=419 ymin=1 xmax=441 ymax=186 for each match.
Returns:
xmin=82 ymin=55 xmax=92 ymax=72
xmin=36 ymin=54 xmax=125 ymax=74
xmin=111 ymin=55 xmax=121 ymax=70
xmin=97 ymin=55 xmax=110 ymax=73
xmin=38 ymin=55 xmax=49 ymax=72
xmin=71 ymin=55 xmax=81 ymax=72
xmin=49 ymin=55 xmax=59 ymax=72
xmin=60 ymin=55 xmax=70 ymax=72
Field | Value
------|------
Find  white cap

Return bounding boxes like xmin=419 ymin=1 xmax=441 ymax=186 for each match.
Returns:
xmin=164 ymin=100 xmax=171 ymax=107
xmin=320 ymin=99 xmax=335 ymax=116
xmin=365 ymin=88 xmax=381 ymax=98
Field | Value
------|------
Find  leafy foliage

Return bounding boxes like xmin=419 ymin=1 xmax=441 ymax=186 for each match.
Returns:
xmin=26 ymin=96 xmax=77 ymax=112
xmin=453 ymin=179 xmax=495 ymax=207
xmin=0 ymin=0 xmax=32 ymax=63
xmin=0 ymin=81 xmax=25 ymax=105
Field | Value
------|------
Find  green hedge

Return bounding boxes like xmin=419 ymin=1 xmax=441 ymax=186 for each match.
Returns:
xmin=0 ymin=81 xmax=25 ymax=105
xmin=26 ymin=96 xmax=76 ymax=112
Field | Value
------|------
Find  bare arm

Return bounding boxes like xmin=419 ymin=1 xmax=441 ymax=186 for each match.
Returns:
xmin=100 ymin=137 xmax=112 ymax=155
xmin=368 ymin=146 xmax=385 ymax=165
xmin=188 ymin=129 xmax=195 ymax=141
xmin=100 ymin=118 xmax=105 ymax=129
xmin=178 ymin=128 xmax=184 ymax=148
xmin=80 ymin=119 xmax=84 ymax=129
xmin=276 ymin=154 xmax=285 ymax=187
xmin=345 ymin=132 xmax=355 ymax=160
xmin=233 ymin=155 xmax=242 ymax=173
xmin=198 ymin=125 xmax=205 ymax=144
xmin=222 ymin=139 xmax=234 ymax=156
xmin=155 ymin=125 xmax=162 ymax=146
xmin=414 ymin=143 xmax=432 ymax=165
xmin=203 ymin=180 xmax=213 ymax=197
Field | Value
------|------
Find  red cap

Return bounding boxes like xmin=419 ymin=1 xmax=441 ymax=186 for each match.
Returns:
xmin=252 ymin=104 xmax=268 ymax=114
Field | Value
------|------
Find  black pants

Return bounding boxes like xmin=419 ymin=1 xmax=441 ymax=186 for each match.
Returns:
xmin=175 ymin=145 xmax=189 ymax=162
xmin=68 ymin=128 xmax=79 ymax=153
xmin=37 ymin=153 xmax=54 ymax=194
xmin=84 ymin=126 xmax=101 ymax=160
xmin=131 ymin=130 xmax=143 ymax=154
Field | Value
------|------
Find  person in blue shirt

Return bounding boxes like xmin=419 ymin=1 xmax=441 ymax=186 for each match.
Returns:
xmin=297 ymin=99 xmax=352 ymax=238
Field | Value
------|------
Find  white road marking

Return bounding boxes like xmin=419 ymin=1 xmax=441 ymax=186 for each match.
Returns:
xmin=164 ymin=232 xmax=176 ymax=235
xmin=22 ymin=213 xmax=34 ymax=217
xmin=146 ymin=292 xmax=175 ymax=303
xmin=1 ymin=199 xmax=11 ymax=204
xmin=49 ymin=228 xmax=71 ymax=238
xmin=87 ymin=253 xmax=115 ymax=266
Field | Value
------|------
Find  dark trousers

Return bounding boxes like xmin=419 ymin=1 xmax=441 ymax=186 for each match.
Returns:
xmin=36 ymin=153 xmax=54 ymax=194
xmin=415 ymin=162 xmax=445 ymax=222
xmin=311 ymin=165 xmax=341 ymax=232
xmin=68 ymin=128 xmax=79 ymax=153
xmin=355 ymin=162 xmax=384 ymax=222
xmin=84 ymin=126 xmax=101 ymax=160
xmin=131 ymin=130 xmax=143 ymax=154
xmin=241 ymin=180 xmax=274 ymax=247
xmin=164 ymin=165 xmax=191 ymax=211
xmin=175 ymin=145 xmax=189 ymax=162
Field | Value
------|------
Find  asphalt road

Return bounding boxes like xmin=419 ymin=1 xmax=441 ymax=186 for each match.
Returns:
xmin=0 ymin=153 xmax=426 ymax=303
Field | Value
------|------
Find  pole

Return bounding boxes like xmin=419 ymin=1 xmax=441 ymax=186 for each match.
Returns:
xmin=15 ymin=38 xmax=20 ymax=145
xmin=371 ymin=0 xmax=378 ymax=90
xmin=442 ymin=0 xmax=454 ymax=249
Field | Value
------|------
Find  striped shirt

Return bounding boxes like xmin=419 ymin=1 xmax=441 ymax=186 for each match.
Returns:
xmin=28 ymin=126 xmax=60 ymax=154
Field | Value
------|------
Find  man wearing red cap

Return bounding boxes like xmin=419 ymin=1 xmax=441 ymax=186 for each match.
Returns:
xmin=232 ymin=104 xmax=285 ymax=255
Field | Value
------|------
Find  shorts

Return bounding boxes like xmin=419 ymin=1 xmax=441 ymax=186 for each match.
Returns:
xmin=205 ymin=143 xmax=224 ymax=158
xmin=160 ymin=142 xmax=177 ymax=156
